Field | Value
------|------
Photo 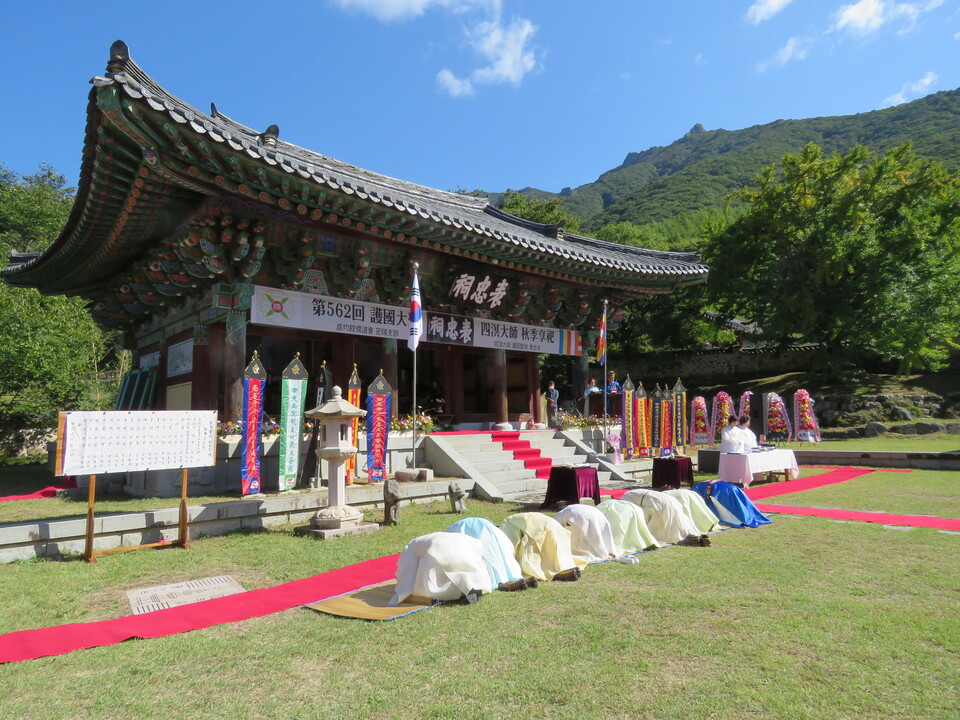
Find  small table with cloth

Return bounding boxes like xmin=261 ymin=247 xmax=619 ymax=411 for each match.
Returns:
xmin=651 ymin=456 xmax=694 ymax=489
xmin=717 ymin=448 xmax=799 ymax=489
xmin=541 ymin=465 xmax=601 ymax=508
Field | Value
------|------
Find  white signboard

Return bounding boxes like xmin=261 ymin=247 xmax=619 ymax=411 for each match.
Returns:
xmin=252 ymin=286 xmax=407 ymax=339
xmin=57 ymin=411 xmax=218 ymax=476
xmin=251 ymin=286 xmax=581 ymax=356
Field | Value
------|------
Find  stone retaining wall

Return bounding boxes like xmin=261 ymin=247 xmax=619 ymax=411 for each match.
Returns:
xmin=0 ymin=479 xmax=468 ymax=563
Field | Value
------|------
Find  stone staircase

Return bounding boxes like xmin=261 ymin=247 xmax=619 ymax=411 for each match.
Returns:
xmin=431 ymin=430 xmax=609 ymax=502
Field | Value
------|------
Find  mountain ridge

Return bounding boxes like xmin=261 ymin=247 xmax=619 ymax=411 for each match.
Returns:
xmin=487 ymin=88 xmax=960 ymax=230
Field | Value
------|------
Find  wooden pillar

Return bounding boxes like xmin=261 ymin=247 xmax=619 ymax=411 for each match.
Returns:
xmin=191 ymin=325 xmax=216 ymax=411
xmin=529 ymin=356 xmax=542 ymax=424
xmin=493 ymin=349 xmax=508 ymax=427
xmin=445 ymin=345 xmax=461 ymax=420
xmin=223 ymin=310 xmax=246 ymax=422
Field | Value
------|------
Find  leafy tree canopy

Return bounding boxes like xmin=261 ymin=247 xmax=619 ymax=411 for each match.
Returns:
xmin=0 ymin=163 xmax=74 ymax=254
xmin=497 ymin=190 xmax=582 ymax=233
xmin=702 ymin=142 xmax=960 ymax=375
xmin=0 ymin=164 xmax=121 ymax=424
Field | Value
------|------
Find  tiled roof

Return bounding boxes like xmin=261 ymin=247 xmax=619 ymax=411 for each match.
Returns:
xmin=113 ymin=51 xmax=707 ymax=282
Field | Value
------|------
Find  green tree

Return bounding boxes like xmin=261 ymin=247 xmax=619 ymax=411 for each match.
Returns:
xmin=497 ymin=190 xmax=583 ymax=233
xmin=0 ymin=165 xmax=121 ymax=423
xmin=0 ymin=163 xmax=74 ymax=252
xmin=703 ymin=143 xmax=960 ymax=375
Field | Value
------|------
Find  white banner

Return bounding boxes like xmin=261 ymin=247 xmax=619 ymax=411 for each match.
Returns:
xmin=251 ymin=286 xmax=581 ymax=356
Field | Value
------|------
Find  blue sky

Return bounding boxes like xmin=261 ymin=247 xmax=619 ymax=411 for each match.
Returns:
xmin=3 ymin=1 xmax=958 ymax=195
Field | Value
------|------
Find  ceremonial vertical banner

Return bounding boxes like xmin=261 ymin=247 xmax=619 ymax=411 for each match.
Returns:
xmin=650 ymin=386 xmax=663 ymax=450
xmin=345 ymin=365 xmax=362 ymax=485
xmin=690 ymin=396 xmax=712 ymax=446
xmin=636 ymin=382 xmax=651 ymax=456
xmin=241 ymin=352 xmax=267 ymax=496
xmin=621 ymin=377 xmax=636 ymax=459
xmin=660 ymin=387 xmax=674 ymax=450
xmin=366 ymin=373 xmax=392 ymax=483
xmin=279 ymin=354 xmax=308 ymax=492
xmin=672 ymin=379 xmax=687 ymax=452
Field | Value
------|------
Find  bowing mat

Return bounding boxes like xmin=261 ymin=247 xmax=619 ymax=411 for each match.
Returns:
xmin=305 ymin=581 xmax=433 ymax=621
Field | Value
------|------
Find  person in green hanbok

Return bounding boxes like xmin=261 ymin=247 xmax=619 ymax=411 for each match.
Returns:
xmin=596 ymin=499 xmax=661 ymax=553
xmin=662 ymin=488 xmax=721 ymax=535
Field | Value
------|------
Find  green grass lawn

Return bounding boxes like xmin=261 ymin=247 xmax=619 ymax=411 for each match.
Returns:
xmin=0 ymin=483 xmax=958 ymax=720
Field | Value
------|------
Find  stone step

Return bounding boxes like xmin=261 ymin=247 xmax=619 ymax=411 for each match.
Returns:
xmin=471 ymin=459 xmax=528 ymax=474
xmin=487 ymin=468 xmax=540 ymax=484
xmin=496 ymin=477 xmax=548 ymax=496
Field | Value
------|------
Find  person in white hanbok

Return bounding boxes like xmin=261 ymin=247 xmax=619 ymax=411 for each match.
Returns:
xmin=390 ymin=532 xmax=492 ymax=606
xmin=553 ymin=504 xmax=619 ymax=563
xmin=621 ymin=489 xmax=710 ymax=546
xmin=596 ymin=499 xmax=661 ymax=553
xmin=719 ymin=415 xmax=743 ymax=454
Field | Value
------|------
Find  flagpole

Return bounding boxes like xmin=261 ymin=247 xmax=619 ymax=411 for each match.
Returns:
xmin=409 ymin=262 xmax=422 ymax=469
xmin=601 ymin=299 xmax=608 ymax=444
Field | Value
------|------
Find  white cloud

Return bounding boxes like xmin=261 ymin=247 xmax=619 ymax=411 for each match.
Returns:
xmin=831 ymin=0 xmax=944 ymax=36
xmin=955 ymin=31 xmax=960 ymax=40
xmin=469 ymin=16 xmax=537 ymax=86
xmin=882 ymin=71 xmax=938 ymax=106
xmin=832 ymin=0 xmax=887 ymax=34
xmin=436 ymin=68 xmax=475 ymax=96
xmin=333 ymin=0 xmax=471 ymax=22
xmin=745 ymin=0 xmax=796 ymax=24
xmin=334 ymin=0 xmax=540 ymax=96
xmin=694 ymin=53 xmax=708 ymax=65
xmin=757 ymin=36 xmax=811 ymax=71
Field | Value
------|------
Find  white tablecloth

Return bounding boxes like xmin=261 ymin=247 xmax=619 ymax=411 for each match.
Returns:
xmin=717 ymin=449 xmax=799 ymax=487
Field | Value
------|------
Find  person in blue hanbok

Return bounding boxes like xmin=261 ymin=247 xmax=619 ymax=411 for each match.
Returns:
xmin=693 ymin=480 xmax=772 ymax=528
xmin=446 ymin=517 xmax=524 ymax=586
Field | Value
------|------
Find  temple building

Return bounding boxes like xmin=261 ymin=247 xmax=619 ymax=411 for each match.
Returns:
xmin=3 ymin=42 xmax=708 ymax=429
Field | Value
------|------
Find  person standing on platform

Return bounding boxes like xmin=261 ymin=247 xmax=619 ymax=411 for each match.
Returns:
xmin=605 ymin=371 xmax=622 ymax=394
xmin=545 ymin=381 xmax=560 ymax=428
xmin=583 ymin=377 xmax=601 ymax=416
xmin=719 ymin=415 xmax=743 ymax=453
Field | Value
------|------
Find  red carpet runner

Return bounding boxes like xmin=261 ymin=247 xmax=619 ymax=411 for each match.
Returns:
xmin=490 ymin=430 xmax=553 ymax=479
xmin=0 ymin=477 xmax=77 ymax=503
xmin=752 ymin=504 xmax=960 ymax=531
xmin=0 ymin=553 xmax=398 ymax=664
xmin=745 ymin=467 xmax=876 ymax=500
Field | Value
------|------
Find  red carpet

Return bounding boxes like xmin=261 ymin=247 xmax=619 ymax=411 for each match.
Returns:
xmin=491 ymin=430 xmax=553 ymax=479
xmin=600 ymin=488 xmax=629 ymax=499
xmin=755 ymin=504 xmax=960 ymax=531
xmin=0 ymin=477 xmax=76 ymax=503
xmin=745 ymin=468 xmax=876 ymax=500
xmin=0 ymin=553 xmax=398 ymax=664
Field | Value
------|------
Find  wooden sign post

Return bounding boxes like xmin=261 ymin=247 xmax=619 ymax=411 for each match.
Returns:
xmin=54 ymin=410 xmax=218 ymax=562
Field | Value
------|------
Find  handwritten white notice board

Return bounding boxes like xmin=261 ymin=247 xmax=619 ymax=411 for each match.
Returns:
xmin=56 ymin=411 xmax=218 ymax=476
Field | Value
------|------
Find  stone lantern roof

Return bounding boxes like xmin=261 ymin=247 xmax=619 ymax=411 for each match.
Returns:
xmin=304 ymin=386 xmax=366 ymax=420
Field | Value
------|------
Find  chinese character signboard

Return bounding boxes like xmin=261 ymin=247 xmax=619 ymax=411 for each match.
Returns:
xmin=251 ymin=285 xmax=581 ymax=356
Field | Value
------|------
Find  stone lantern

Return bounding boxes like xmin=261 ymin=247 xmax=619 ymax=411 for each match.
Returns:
xmin=298 ymin=385 xmax=377 ymax=539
